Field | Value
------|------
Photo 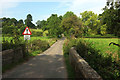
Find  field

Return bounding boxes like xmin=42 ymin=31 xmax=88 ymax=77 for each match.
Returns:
xmin=83 ymin=38 xmax=120 ymax=61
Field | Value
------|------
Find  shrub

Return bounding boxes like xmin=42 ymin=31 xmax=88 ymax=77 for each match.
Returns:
xmin=83 ymin=34 xmax=118 ymax=38
xmin=75 ymin=39 xmax=120 ymax=79
xmin=2 ymin=36 xmax=25 ymax=51
xmin=63 ymin=38 xmax=120 ymax=79
xmin=29 ymin=39 xmax=50 ymax=52
xmin=63 ymin=38 xmax=78 ymax=54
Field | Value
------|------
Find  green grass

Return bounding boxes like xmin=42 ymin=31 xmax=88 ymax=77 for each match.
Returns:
xmin=29 ymin=50 xmax=42 ymax=56
xmin=83 ymin=38 xmax=120 ymax=61
xmin=2 ymin=36 xmax=50 ymax=42
xmin=64 ymin=52 xmax=75 ymax=79
xmin=63 ymin=39 xmax=75 ymax=79
xmin=31 ymin=29 xmax=43 ymax=32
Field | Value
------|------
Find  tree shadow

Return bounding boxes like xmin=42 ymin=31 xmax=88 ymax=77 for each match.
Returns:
xmin=2 ymin=54 xmax=67 ymax=79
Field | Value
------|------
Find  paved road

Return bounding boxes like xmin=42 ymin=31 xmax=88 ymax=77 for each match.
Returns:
xmin=3 ymin=38 xmax=67 ymax=78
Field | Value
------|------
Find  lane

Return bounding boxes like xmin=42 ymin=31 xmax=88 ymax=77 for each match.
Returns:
xmin=3 ymin=38 xmax=67 ymax=78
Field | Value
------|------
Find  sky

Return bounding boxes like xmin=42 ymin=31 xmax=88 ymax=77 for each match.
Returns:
xmin=0 ymin=0 xmax=106 ymax=24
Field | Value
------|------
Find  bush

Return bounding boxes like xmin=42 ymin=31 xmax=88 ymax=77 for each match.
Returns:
xmin=83 ymin=34 xmax=118 ymax=38
xmin=29 ymin=39 xmax=50 ymax=52
xmin=75 ymin=40 xmax=120 ymax=79
xmin=30 ymin=29 xmax=43 ymax=37
xmin=63 ymin=38 xmax=120 ymax=79
xmin=63 ymin=38 xmax=76 ymax=78
xmin=63 ymin=38 xmax=78 ymax=54
xmin=2 ymin=36 xmax=25 ymax=51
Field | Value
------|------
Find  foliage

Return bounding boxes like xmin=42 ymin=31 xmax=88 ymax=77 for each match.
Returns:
xmin=100 ymin=24 xmax=107 ymax=35
xmin=2 ymin=25 xmax=18 ymax=35
xmin=29 ymin=39 xmax=50 ymax=52
xmin=40 ymin=20 xmax=48 ymax=31
xmin=43 ymin=30 xmax=49 ymax=37
xmin=2 ymin=35 xmax=25 ymax=51
xmin=64 ymin=38 xmax=120 ymax=79
xmin=63 ymin=39 xmax=76 ymax=79
xmin=36 ymin=20 xmax=41 ymax=29
xmin=83 ymin=34 xmax=118 ymax=38
xmin=17 ymin=19 xmax=24 ymax=28
xmin=24 ymin=14 xmax=35 ymax=28
xmin=20 ymin=25 xmax=27 ymax=35
xmin=100 ymin=0 xmax=120 ymax=36
xmin=46 ymin=14 xmax=62 ymax=37
xmin=61 ymin=11 xmax=83 ymax=37
xmin=80 ymin=11 xmax=100 ymax=35
xmin=30 ymin=29 xmax=43 ymax=37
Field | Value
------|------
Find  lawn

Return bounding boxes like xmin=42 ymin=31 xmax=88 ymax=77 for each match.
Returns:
xmin=83 ymin=38 xmax=120 ymax=61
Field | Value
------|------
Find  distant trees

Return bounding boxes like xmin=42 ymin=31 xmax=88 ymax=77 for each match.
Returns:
xmin=17 ymin=19 xmax=24 ymax=28
xmin=2 ymin=2 xmax=120 ymax=38
xmin=2 ymin=14 xmax=36 ymax=36
xmin=2 ymin=25 xmax=18 ymax=36
xmin=36 ymin=20 xmax=41 ymax=29
xmin=36 ymin=20 xmax=47 ymax=31
xmin=24 ymin=14 xmax=35 ymax=28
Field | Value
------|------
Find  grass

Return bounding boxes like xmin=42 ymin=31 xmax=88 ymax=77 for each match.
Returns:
xmin=30 ymin=29 xmax=43 ymax=32
xmin=63 ymin=38 xmax=120 ymax=79
xmin=29 ymin=50 xmax=42 ymax=56
xmin=63 ymin=52 xmax=76 ymax=79
xmin=63 ymin=39 xmax=75 ymax=79
xmin=83 ymin=38 xmax=120 ymax=61
xmin=2 ymin=36 xmax=51 ymax=42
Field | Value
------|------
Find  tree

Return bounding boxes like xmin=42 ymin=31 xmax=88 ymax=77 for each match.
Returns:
xmin=100 ymin=24 xmax=107 ymax=35
xmin=80 ymin=11 xmax=94 ymax=23
xmin=10 ymin=18 xmax=17 ymax=26
xmin=61 ymin=11 xmax=83 ymax=37
xmin=101 ymin=0 xmax=120 ymax=36
xmin=20 ymin=25 xmax=27 ymax=35
xmin=80 ymin=11 xmax=100 ymax=35
xmin=2 ymin=25 xmax=18 ymax=36
xmin=24 ymin=14 xmax=35 ymax=28
xmin=36 ymin=20 xmax=41 ymax=29
xmin=17 ymin=19 xmax=24 ymax=28
xmin=41 ymin=20 xmax=47 ymax=31
xmin=46 ymin=14 xmax=62 ymax=37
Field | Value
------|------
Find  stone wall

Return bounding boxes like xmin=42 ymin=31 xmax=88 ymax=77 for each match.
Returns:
xmin=69 ymin=47 xmax=102 ymax=80
xmin=2 ymin=47 xmax=24 ymax=66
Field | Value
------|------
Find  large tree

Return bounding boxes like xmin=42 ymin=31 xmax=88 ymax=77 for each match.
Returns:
xmin=80 ymin=11 xmax=100 ymax=35
xmin=101 ymin=0 xmax=120 ymax=36
xmin=46 ymin=14 xmax=62 ymax=37
xmin=17 ymin=19 xmax=24 ymax=28
xmin=24 ymin=14 xmax=35 ymax=28
xmin=61 ymin=11 xmax=83 ymax=37
xmin=36 ymin=20 xmax=41 ymax=29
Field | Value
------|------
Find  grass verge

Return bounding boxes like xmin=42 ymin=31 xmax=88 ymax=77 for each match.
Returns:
xmin=63 ymin=39 xmax=75 ymax=79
